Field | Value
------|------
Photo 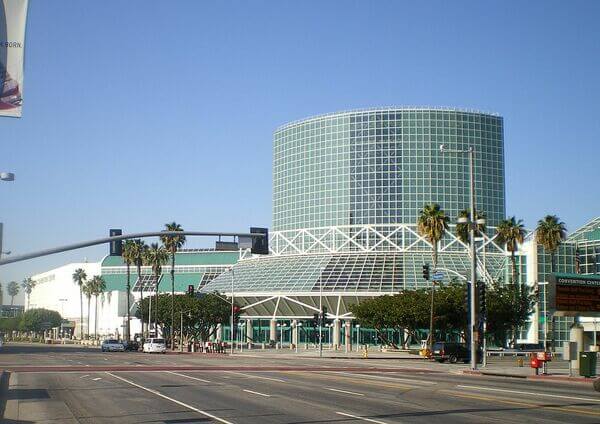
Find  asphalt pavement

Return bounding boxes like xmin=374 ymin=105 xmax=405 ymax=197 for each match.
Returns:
xmin=1 ymin=343 xmax=599 ymax=423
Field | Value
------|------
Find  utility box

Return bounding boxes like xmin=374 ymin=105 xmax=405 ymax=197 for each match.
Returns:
xmin=563 ymin=342 xmax=578 ymax=361
xmin=579 ymin=352 xmax=597 ymax=377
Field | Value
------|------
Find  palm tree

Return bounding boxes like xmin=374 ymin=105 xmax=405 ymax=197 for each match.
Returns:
xmin=417 ymin=203 xmax=449 ymax=351
xmin=129 ymin=239 xmax=148 ymax=336
xmin=160 ymin=222 xmax=186 ymax=350
xmin=72 ymin=268 xmax=88 ymax=339
xmin=7 ymin=281 xmax=20 ymax=306
xmin=535 ymin=215 xmax=567 ymax=273
xmin=21 ymin=277 xmax=36 ymax=310
xmin=122 ymin=240 xmax=136 ymax=341
xmin=90 ymin=276 xmax=106 ymax=338
xmin=144 ymin=243 xmax=169 ymax=336
xmin=495 ymin=217 xmax=526 ymax=284
xmin=455 ymin=209 xmax=487 ymax=244
xmin=0 ymin=283 xmax=3 ymax=306
xmin=83 ymin=279 xmax=94 ymax=338
xmin=418 ymin=203 xmax=450 ymax=270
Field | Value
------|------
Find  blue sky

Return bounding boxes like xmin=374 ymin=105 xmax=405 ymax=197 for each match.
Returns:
xmin=1 ymin=1 xmax=599 ymax=303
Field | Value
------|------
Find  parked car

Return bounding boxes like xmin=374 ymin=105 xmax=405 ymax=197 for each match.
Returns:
xmin=101 ymin=339 xmax=125 ymax=352
xmin=143 ymin=338 xmax=166 ymax=354
xmin=123 ymin=340 xmax=140 ymax=351
xmin=431 ymin=342 xmax=475 ymax=364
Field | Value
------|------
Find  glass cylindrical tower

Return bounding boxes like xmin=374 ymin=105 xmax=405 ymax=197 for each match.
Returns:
xmin=273 ymin=108 xmax=505 ymax=232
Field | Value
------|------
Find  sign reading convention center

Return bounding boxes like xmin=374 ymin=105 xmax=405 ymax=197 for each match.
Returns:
xmin=548 ymin=273 xmax=600 ymax=316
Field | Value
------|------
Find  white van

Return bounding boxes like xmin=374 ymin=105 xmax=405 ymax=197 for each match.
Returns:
xmin=143 ymin=338 xmax=166 ymax=354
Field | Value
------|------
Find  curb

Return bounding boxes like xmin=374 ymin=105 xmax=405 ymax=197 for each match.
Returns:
xmin=462 ymin=369 xmax=598 ymax=384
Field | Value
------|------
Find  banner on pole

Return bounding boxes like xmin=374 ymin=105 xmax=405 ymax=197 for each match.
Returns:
xmin=0 ymin=0 xmax=28 ymax=118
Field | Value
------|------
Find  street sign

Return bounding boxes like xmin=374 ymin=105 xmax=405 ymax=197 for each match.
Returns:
xmin=432 ymin=272 xmax=444 ymax=281
xmin=548 ymin=273 xmax=600 ymax=316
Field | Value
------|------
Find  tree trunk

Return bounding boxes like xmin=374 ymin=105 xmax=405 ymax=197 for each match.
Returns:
xmin=87 ymin=296 xmax=91 ymax=339
xmin=10 ymin=296 xmax=14 ymax=306
xmin=155 ymin=273 xmax=160 ymax=336
xmin=138 ymin=262 xmax=144 ymax=337
xmin=126 ymin=263 xmax=131 ymax=341
xmin=511 ymin=251 xmax=517 ymax=284
xmin=79 ymin=287 xmax=84 ymax=339
xmin=94 ymin=295 xmax=98 ymax=338
xmin=171 ymin=251 xmax=175 ymax=350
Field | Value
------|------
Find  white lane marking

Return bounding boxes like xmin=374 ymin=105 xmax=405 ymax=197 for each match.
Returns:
xmin=327 ymin=388 xmax=364 ymax=396
xmin=338 ymin=371 xmax=437 ymax=386
xmin=167 ymin=371 xmax=211 ymax=383
xmin=79 ymin=375 xmax=90 ymax=378
xmin=336 ymin=411 xmax=388 ymax=423
xmin=457 ymin=385 xmax=600 ymax=403
xmin=106 ymin=372 xmax=234 ymax=424
xmin=227 ymin=371 xmax=286 ymax=383
xmin=243 ymin=389 xmax=271 ymax=397
xmin=92 ymin=377 xmax=102 ymax=381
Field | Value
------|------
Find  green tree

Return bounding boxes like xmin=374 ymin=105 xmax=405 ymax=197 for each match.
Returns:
xmin=21 ymin=277 xmax=36 ymax=310
xmin=129 ymin=239 xmax=148 ymax=336
xmin=7 ymin=281 xmax=19 ymax=306
xmin=417 ymin=203 xmax=449 ymax=349
xmin=72 ymin=268 xmax=87 ymax=339
xmin=495 ymin=217 xmax=526 ymax=284
xmin=434 ymin=282 xmax=469 ymax=341
xmin=535 ymin=215 xmax=567 ymax=273
xmin=350 ymin=290 xmax=431 ymax=347
xmin=135 ymin=292 xmax=232 ymax=343
xmin=486 ymin=280 xmax=535 ymax=347
xmin=122 ymin=240 xmax=136 ymax=340
xmin=19 ymin=308 xmax=62 ymax=333
xmin=455 ymin=209 xmax=486 ymax=244
xmin=144 ymin=243 xmax=169 ymax=336
xmin=160 ymin=222 xmax=186 ymax=350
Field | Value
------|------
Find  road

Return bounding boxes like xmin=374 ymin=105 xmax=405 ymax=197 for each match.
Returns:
xmin=1 ymin=343 xmax=599 ymax=423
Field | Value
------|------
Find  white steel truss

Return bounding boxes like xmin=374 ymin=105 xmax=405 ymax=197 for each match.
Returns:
xmin=270 ymin=223 xmax=513 ymax=257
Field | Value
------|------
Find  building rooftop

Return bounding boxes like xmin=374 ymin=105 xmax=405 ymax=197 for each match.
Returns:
xmin=567 ymin=216 xmax=600 ymax=243
xmin=276 ymin=106 xmax=502 ymax=132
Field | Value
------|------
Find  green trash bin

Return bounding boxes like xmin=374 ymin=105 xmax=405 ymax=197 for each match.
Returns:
xmin=579 ymin=352 xmax=598 ymax=377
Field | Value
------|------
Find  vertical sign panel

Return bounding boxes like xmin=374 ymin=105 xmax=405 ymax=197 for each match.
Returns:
xmin=0 ymin=0 xmax=28 ymax=118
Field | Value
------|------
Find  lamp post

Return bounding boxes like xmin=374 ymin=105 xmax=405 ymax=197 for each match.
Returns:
xmin=440 ymin=144 xmax=481 ymax=371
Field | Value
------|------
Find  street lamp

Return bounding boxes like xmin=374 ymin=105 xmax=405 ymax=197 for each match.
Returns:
xmin=439 ymin=144 xmax=480 ymax=371
xmin=0 ymin=172 xmax=15 ymax=181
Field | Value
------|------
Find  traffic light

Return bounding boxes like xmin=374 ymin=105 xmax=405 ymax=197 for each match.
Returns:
xmin=465 ymin=281 xmax=471 ymax=312
xmin=422 ymin=264 xmax=430 ymax=280
xmin=322 ymin=306 xmax=328 ymax=325
xmin=187 ymin=284 xmax=195 ymax=296
xmin=232 ymin=305 xmax=241 ymax=324
xmin=477 ymin=281 xmax=486 ymax=319
xmin=250 ymin=227 xmax=269 ymax=255
xmin=109 ymin=229 xmax=122 ymax=256
xmin=312 ymin=313 xmax=319 ymax=328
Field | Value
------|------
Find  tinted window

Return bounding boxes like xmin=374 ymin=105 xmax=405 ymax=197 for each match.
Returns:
xmin=154 ymin=339 xmax=165 ymax=344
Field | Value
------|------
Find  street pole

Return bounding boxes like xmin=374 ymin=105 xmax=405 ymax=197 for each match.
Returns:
xmin=440 ymin=144 xmax=478 ymax=371
xmin=180 ymin=311 xmax=183 ymax=353
xmin=469 ymin=147 xmax=478 ymax=371
xmin=230 ymin=267 xmax=235 ymax=355
xmin=319 ymin=278 xmax=323 ymax=357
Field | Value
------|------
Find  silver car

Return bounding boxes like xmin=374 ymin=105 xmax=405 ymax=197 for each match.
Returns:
xmin=101 ymin=339 xmax=125 ymax=352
